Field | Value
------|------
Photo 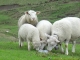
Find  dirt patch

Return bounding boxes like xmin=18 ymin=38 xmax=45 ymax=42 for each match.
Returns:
xmin=0 ymin=4 xmax=22 ymax=11
xmin=0 ymin=33 xmax=18 ymax=42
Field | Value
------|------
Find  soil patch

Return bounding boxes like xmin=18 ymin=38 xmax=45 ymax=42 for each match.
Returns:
xmin=0 ymin=4 xmax=22 ymax=11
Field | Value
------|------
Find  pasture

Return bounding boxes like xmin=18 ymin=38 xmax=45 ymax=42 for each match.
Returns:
xmin=0 ymin=0 xmax=80 ymax=60
xmin=0 ymin=41 xmax=80 ymax=60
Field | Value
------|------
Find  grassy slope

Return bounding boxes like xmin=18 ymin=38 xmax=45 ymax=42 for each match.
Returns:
xmin=0 ymin=0 xmax=80 ymax=41
xmin=0 ymin=0 xmax=80 ymax=60
xmin=0 ymin=0 xmax=48 ymax=5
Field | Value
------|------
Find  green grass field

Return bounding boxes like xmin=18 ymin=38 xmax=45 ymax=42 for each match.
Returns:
xmin=0 ymin=0 xmax=80 ymax=60
xmin=0 ymin=41 xmax=80 ymax=60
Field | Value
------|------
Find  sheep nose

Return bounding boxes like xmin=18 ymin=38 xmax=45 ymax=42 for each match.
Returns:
xmin=33 ymin=18 xmax=35 ymax=20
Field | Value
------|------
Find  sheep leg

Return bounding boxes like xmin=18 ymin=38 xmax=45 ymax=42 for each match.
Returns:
xmin=19 ymin=37 xmax=23 ymax=47
xmin=72 ymin=41 xmax=76 ymax=53
xmin=60 ymin=44 xmax=64 ymax=53
xmin=27 ymin=40 xmax=31 ymax=51
xmin=65 ymin=41 xmax=69 ymax=55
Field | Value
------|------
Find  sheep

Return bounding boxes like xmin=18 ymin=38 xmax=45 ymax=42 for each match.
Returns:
xmin=18 ymin=10 xmax=40 ymax=28
xmin=36 ymin=20 xmax=52 ymax=50
xmin=46 ymin=17 xmax=80 ymax=55
xmin=18 ymin=24 xmax=41 ymax=51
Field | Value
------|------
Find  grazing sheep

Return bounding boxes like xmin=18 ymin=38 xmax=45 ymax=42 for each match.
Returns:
xmin=46 ymin=17 xmax=80 ymax=55
xmin=18 ymin=10 xmax=40 ymax=28
xmin=18 ymin=24 xmax=41 ymax=51
xmin=36 ymin=20 xmax=52 ymax=50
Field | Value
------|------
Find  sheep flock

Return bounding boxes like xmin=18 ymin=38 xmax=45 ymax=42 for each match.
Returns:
xmin=18 ymin=10 xmax=80 ymax=55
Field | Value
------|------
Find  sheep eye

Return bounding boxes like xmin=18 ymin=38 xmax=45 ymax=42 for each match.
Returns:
xmin=40 ymin=38 xmax=42 ymax=41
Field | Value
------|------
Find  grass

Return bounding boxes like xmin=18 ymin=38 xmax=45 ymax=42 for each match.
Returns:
xmin=0 ymin=0 xmax=80 ymax=23
xmin=0 ymin=0 xmax=80 ymax=60
xmin=0 ymin=41 xmax=80 ymax=60
xmin=0 ymin=0 xmax=48 ymax=5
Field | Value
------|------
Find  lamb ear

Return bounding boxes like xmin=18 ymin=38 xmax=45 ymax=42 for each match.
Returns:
xmin=36 ymin=11 xmax=40 ymax=15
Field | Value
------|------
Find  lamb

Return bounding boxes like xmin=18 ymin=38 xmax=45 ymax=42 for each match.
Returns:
xmin=36 ymin=20 xmax=52 ymax=50
xmin=18 ymin=24 xmax=41 ymax=51
xmin=18 ymin=10 xmax=40 ymax=28
xmin=46 ymin=17 xmax=80 ymax=55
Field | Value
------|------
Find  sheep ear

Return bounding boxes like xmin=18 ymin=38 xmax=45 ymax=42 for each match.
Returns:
xmin=53 ymin=35 xmax=58 ymax=39
xmin=55 ymin=39 xmax=60 ymax=43
xmin=40 ymin=38 xmax=42 ymax=41
xmin=40 ymin=41 xmax=45 ymax=43
xmin=45 ymin=33 xmax=50 ymax=37
xmin=25 ymin=11 xmax=28 ymax=14
xmin=45 ymin=33 xmax=50 ymax=39
xmin=51 ymin=42 xmax=54 ymax=45
xmin=36 ymin=11 xmax=40 ymax=15
xmin=47 ymin=39 xmax=50 ymax=43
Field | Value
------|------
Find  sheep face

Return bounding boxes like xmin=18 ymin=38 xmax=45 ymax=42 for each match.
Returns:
xmin=33 ymin=42 xmax=41 ymax=51
xmin=40 ymin=40 xmax=47 ymax=50
xmin=25 ymin=10 xmax=40 ymax=21
xmin=39 ymin=36 xmax=48 ymax=50
xmin=46 ymin=36 xmax=60 ymax=51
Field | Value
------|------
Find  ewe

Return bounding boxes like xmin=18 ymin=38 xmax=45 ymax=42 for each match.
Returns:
xmin=46 ymin=17 xmax=80 ymax=55
xmin=18 ymin=10 xmax=40 ymax=28
xmin=18 ymin=24 xmax=41 ymax=51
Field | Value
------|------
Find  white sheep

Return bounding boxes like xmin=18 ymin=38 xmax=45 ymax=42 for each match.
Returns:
xmin=46 ymin=17 xmax=80 ymax=55
xmin=36 ymin=20 xmax=52 ymax=50
xmin=18 ymin=24 xmax=41 ymax=51
xmin=18 ymin=10 xmax=40 ymax=28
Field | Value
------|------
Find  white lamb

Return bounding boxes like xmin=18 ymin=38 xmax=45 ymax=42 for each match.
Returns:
xmin=18 ymin=10 xmax=40 ymax=28
xmin=18 ymin=24 xmax=41 ymax=51
xmin=46 ymin=17 xmax=80 ymax=55
xmin=36 ymin=20 xmax=52 ymax=50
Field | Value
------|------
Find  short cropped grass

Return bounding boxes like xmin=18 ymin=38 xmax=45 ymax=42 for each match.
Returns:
xmin=0 ymin=41 xmax=80 ymax=60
